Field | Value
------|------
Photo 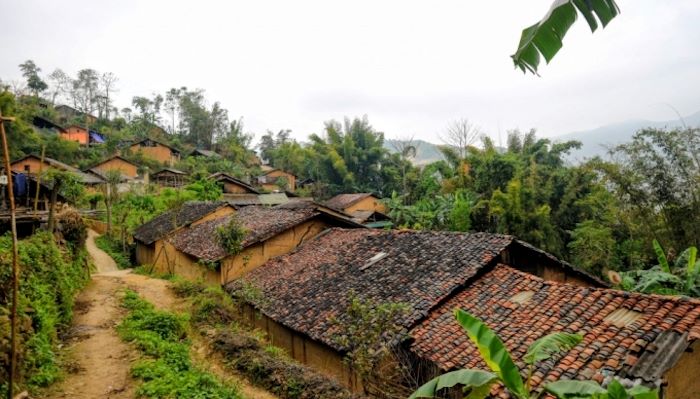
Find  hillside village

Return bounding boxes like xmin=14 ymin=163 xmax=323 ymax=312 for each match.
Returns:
xmin=1 ymin=2 xmax=700 ymax=397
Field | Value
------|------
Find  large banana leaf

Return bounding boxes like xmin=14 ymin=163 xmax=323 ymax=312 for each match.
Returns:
xmin=652 ymin=239 xmax=670 ymax=273
xmin=512 ymin=0 xmax=620 ymax=74
xmin=545 ymin=379 xmax=659 ymax=399
xmin=454 ymin=309 xmax=529 ymax=399
xmin=408 ymin=369 xmax=497 ymax=399
xmin=524 ymin=332 xmax=583 ymax=365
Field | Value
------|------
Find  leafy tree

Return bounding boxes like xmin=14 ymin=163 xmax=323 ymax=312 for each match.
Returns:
xmin=184 ymin=178 xmax=222 ymax=201
xmin=19 ymin=60 xmax=48 ymax=97
xmin=71 ymin=69 xmax=100 ymax=125
xmin=410 ymin=310 xmax=657 ymax=399
xmin=46 ymin=69 xmax=71 ymax=105
xmin=512 ymin=1 xmax=620 ymax=75
xmin=42 ymin=169 xmax=83 ymax=232
xmin=216 ymin=217 xmax=247 ymax=255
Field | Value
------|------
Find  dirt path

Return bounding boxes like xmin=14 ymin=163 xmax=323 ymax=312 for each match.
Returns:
xmin=86 ymin=229 xmax=118 ymax=273
xmin=40 ymin=232 xmax=276 ymax=399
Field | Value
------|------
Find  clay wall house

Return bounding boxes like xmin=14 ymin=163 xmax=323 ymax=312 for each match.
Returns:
xmin=87 ymin=155 xmax=139 ymax=180
xmin=226 ymin=229 xmax=604 ymax=392
xmin=31 ymin=115 xmax=66 ymax=134
xmin=325 ymin=193 xmax=389 ymax=225
xmin=10 ymin=154 xmax=104 ymax=187
xmin=152 ymin=168 xmax=188 ymax=188
xmin=209 ymin=172 xmax=259 ymax=194
xmin=258 ymin=166 xmax=296 ymax=192
xmin=162 ymin=203 xmax=364 ymax=285
xmin=132 ymin=201 xmax=235 ymax=267
xmin=128 ymin=138 xmax=181 ymax=166
xmin=54 ymin=104 xmax=97 ymax=125
xmin=189 ymin=148 xmax=221 ymax=159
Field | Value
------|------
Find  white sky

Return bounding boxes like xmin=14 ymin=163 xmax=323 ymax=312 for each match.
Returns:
xmin=2 ymin=0 xmax=699 ymax=143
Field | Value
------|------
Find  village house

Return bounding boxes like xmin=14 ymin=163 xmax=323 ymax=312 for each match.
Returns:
xmin=59 ymin=125 xmax=104 ymax=146
xmin=210 ymin=172 xmax=259 ymax=194
xmin=162 ymin=202 xmax=363 ymax=285
xmin=325 ymin=193 xmax=390 ymax=225
xmin=152 ymin=167 xmax=188 ymax=187
xmin=10 ymin=154 xmax=104 ymax=187
xmin=31 ymin=115 xmax=66 ymax=134
xmin=227 ymin=228 xmax=604 ymax=392
xmin=86 ymin=155 xmax=140 ymax=180
xmin=54 ymin=104 xmax=97 ymax=125
xmin=133 ymin=201 xmax=235 ymax=267
xmin=128 ymin=138 xmax=181 ymax=166
xmin=190 ymin=148 xmax=222 ymax=158
xmin=258 ymin=166 xmax=296 ymax=192
xmin=229 ymin=228 xmax=700 ymax=398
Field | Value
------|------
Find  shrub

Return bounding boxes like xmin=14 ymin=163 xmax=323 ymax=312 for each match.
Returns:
xmin=216 ymin=218 xmax=247 ymax=255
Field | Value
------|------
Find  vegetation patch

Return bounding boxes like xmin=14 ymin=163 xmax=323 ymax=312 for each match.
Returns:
xmin=117 ymin=290 xmax=241 ymax=399
xmin=0 ymin=230 xmax=90 ymax=396
xmin=95 ymin=235 xmax=132 ymax=269
xmin=171 ymin=278 xmax=362 ymax=399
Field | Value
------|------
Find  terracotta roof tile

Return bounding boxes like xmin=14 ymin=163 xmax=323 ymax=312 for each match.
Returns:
xmin=410 ymin=265 xmax=700 ymax=395
xmin=133 ymin=201 xmax=228 ymax=245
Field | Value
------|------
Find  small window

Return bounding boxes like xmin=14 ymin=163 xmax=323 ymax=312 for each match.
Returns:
xmin=24 ymin=165 xmax=30 ymax=172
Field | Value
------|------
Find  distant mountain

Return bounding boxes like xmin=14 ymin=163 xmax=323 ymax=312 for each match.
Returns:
xmin=556 ymin=110 xmax=700 ymax=162
xmin=384 ymin=139 xmax=446 ymax=165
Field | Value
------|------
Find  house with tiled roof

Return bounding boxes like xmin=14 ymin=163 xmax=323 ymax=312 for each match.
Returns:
xmin=127 ymin=138 xmax=181 ymax=166
xmin=410 ymin=265 xmax=700 ymax=399
xmin=133 ymin=201 xmax=235 ymax=266
xmin=257 ymin=166 xmax=296 ymax=192
xmin=324 ymin=193 xmax=389 ymax=225
xmin=190 ymin=148 xmax=222 ymax=158
xmin=10 ymin=154 xmax=104 ymax=186
xmin=152 ymin=167 xmax=188 ymax=188
xmin=87 ymin=155 xmax=140 ymax=180
xmin=159 ymin=203 xmax=364 ymax=285
xmin=226 ymin=228 xmax=605 ymax=391
xmin=209 ymin=172 xmax=259 ymax=194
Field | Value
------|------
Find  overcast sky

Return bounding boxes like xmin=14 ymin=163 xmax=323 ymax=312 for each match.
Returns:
xmin=2 ymin=0 xmax=699 ymax=144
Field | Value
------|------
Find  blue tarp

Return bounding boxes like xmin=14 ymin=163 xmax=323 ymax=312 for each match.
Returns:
xmin=13 ymin=173 xmax=27 ymax=196
xmin=89 ymin=131 xmax=105 ymax=143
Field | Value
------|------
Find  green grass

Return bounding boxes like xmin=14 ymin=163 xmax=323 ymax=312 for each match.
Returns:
xmin=94 ymin=235 xmax=132 ymax=269
xmin=117 ymin=290 xmax=241 ymax=399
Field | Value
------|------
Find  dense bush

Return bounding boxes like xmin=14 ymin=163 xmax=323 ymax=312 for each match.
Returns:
xmin=0 ymin=231 xmax=90 ymax=395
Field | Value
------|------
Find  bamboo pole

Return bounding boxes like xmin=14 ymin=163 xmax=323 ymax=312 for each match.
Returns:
xmin=33 ymin=145 xmax=45 ymax=217
xmin=0 ymin=110 xmax=19 ymax=399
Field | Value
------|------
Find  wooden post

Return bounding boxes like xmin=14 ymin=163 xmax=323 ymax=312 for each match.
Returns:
xmin=33 ymin=145 xmax=45 ymax=217
xmin=0 ymin=111 xmax=19 ymax=399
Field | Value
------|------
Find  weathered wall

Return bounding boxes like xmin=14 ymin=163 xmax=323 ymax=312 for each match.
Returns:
xmin=220 ymin=218 xmax=329 ymax=284
xmin=129 ymin=143 xmax=179 ymax=166
xmin=153 ymin=240 xmax=219 ymax=285
xmin=664 ymin=340 xmax=700 ymax=399
xmin=95 ymin=158 xmax=138 ymax=179
xmin=501 ymin=244 xmax=601 ymax=287
xmin=238 ymin=304 xmax=361 ymax=391
xmin=345 ymin=196 xmax=387 ymax=214
xmin=264 ymin=170 xmax=296 ymax=192
xmin=60 ymin=126 xmax=89 ymax=145
xmin=135 ymin=241 xmax=155 ymax=266
xmin=11 ymin=157 xmax=52 ymax=174
xmin=223 ymin=181 xmax=253 ymax=194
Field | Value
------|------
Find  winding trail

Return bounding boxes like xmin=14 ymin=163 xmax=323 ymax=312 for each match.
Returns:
xmin=39 ymin=230 xmax=276 ymax=399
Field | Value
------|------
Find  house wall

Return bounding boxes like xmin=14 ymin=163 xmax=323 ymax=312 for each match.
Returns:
xmin=220 ymin=218 xmax=329 ymax=284
xmin=500 ymin=244 xmax=602 ymax=287
xmin=95 ymin=158 xmax=138 ymax=179
xmin=345 ymin=196 xmax=387 ymax=215
xmin=59 ymin=126 xmax=89 ymax=145
xmin=264 ymin=170 xmax=296 ymax=192
xmin=239 ymin=304 xmax=362 ymax=391
xmin=223 ymin=181 xmax=253 ymax=194
xmin=153 ymin=240 xmax=220 ymax=285
xmin=129 ymin=143 xmax=179 ymax=166
xmin=664 ymin=340 xmax=700 ymax=399
xmin=11 ymin=157 xmax=52 ymax=174
xmin=136 ymin=241 xmax=156 ymax=266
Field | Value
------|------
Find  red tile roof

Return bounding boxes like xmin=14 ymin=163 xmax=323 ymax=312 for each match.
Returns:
xmin=133 ymin=201 xmax=229 ymax=245
xmin=231 ymin=229 xmax=514 ymax=352
xmin=410 ymin=265 xmax=700 ymax=396
xmin=170 ymin=205 xmax=319 ymax=261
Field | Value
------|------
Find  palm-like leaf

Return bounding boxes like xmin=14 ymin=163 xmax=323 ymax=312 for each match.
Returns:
xmin=512 ymin=0 xmax=620 ymax=74
xmin=652 ymin=239 xmax=670 ymax=273
xmin=545 ymin=379 xmax=659 ymax=399
xmin=524 ymin=332 xmax=583 ymax=365
xmin=454 ymin=309 xmax=529 ymax=399
xmin=408 ymin=369 xmax=497 ymax=399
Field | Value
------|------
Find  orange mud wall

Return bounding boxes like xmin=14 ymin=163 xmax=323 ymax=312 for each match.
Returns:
xmin=344 ymin=195 xmax=387 ymax=215
xmin=220 ymin=218 xmax=329 ymax=284
xmin=664 ymin=340 xmax=700 ymax=399
xmin=129 ymin=143 xmax=179 ymax=166
xmin=11 ymin=157 xmax=53 ymax=174
xmin=60 ymin=126 xmax=89 ymax=145
xmin=222 ymin=181 xmax=254 ymax=194
xmin=261 ymin=170 xmax=296 ymax=192
xmin=94 ymin=158 xmax=138 ymax=179
xmin=239 ymin=304 xmax=363 ymax=392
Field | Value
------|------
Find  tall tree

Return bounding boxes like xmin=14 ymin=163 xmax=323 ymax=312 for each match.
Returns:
xmin=441 ymin=118 xmax=482 ymax=159
xmin=100 ymin=72 xmax=118 ymax=120
xmin=18 ymin=60 xmax=48 ymax=97
xmin=46 ymin=69 xmax=70 ymax=105
xmin=71 ymin=69 xmax=100 ymax=125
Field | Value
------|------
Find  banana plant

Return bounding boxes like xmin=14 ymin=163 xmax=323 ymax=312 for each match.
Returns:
xmin=409 ymin=309 xmax=658 ymax=399
xmin=512 ymin=0 xmax=620 ymax=75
